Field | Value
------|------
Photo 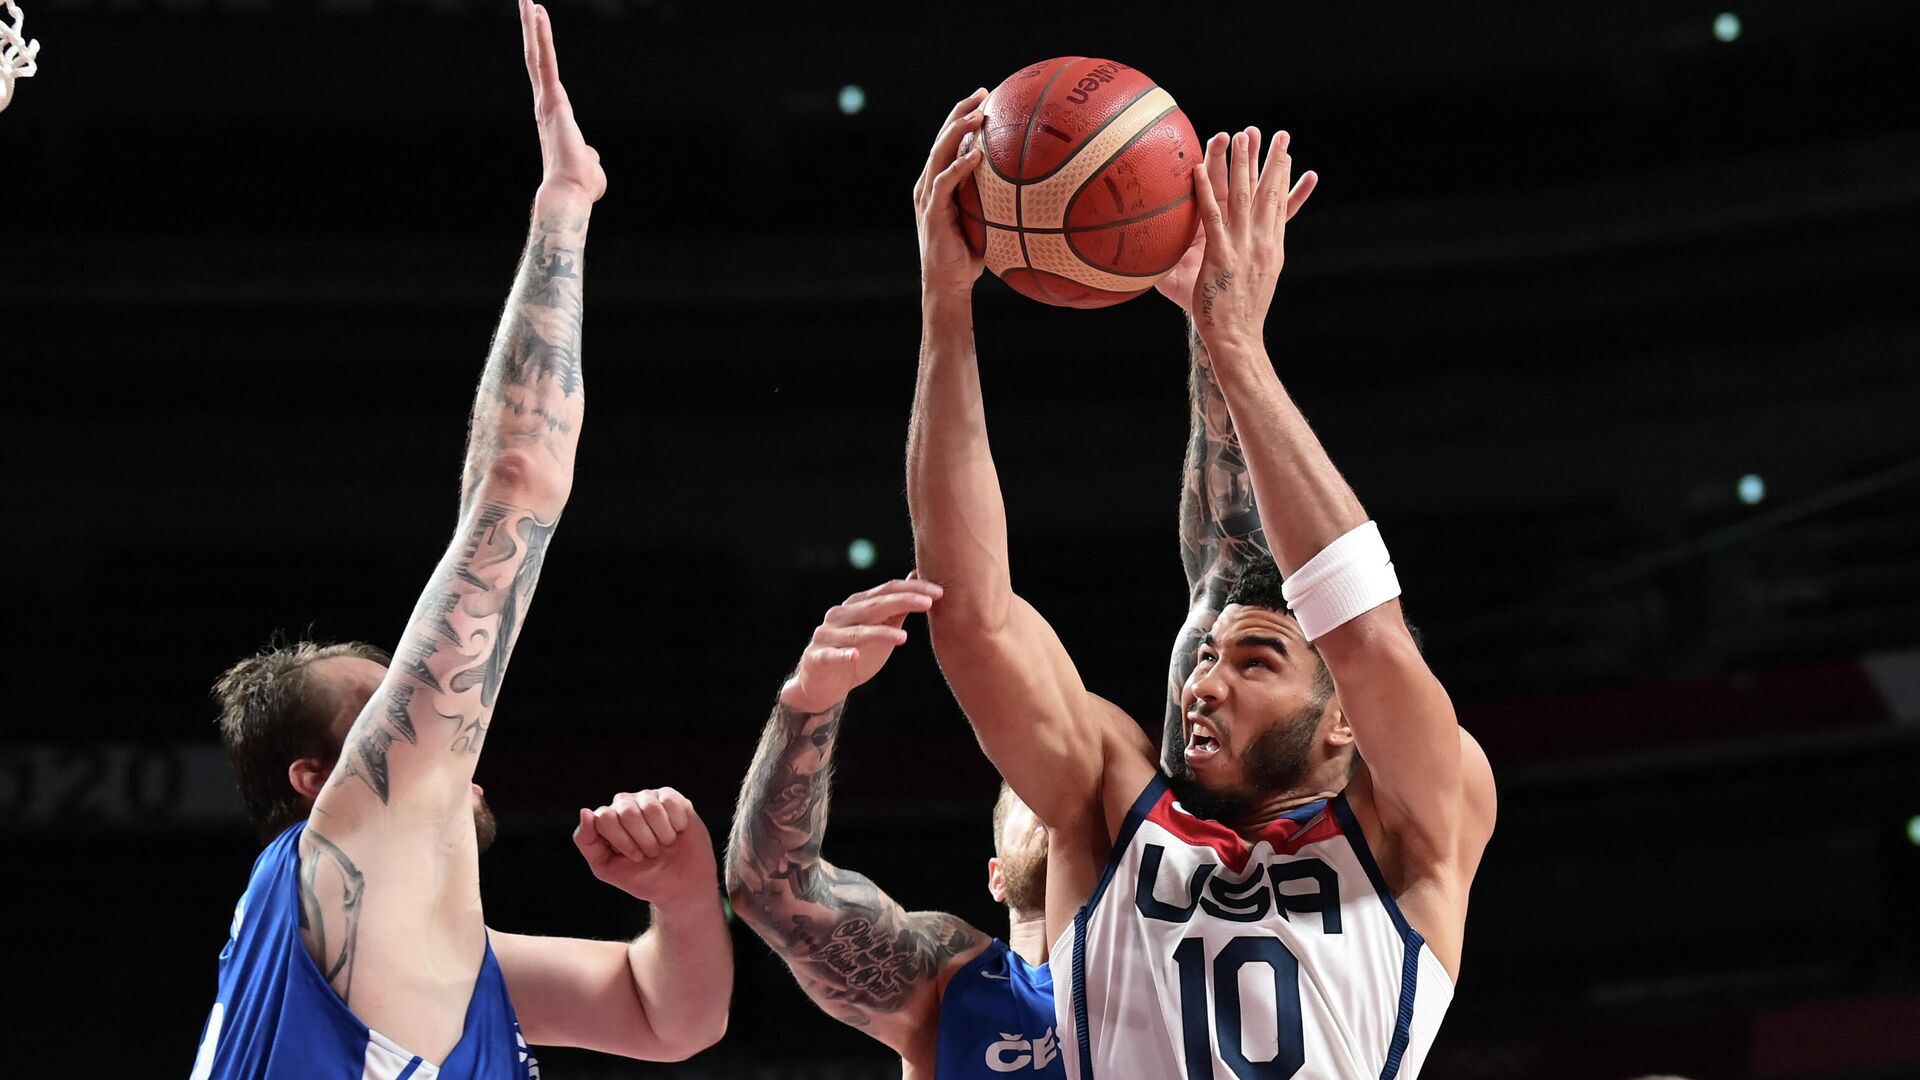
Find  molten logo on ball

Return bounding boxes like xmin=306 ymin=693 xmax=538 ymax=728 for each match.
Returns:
xmin=1064 ymin=62 xmax=1131 ymax=107
xmin=956 ymin=56 xmax=1201 ymax=309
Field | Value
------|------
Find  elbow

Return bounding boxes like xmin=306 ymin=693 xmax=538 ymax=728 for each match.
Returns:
xmin=476 ymin=450 xmax=572 ymax=512
xmin=927 ymin=589 xmax=1012 ymax=649
xmin=650 ymin=1008 xmax=729 ymax=1062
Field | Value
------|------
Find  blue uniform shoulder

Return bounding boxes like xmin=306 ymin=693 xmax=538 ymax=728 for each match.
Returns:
xmin=935 ymin=938 xmax=1065 ymax=1079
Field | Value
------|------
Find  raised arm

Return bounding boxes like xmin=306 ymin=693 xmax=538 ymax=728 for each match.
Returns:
xmin=905 ymin=92 xmax=1137 ymax=830
xmin=1151 ymin=188 xmax=1313 ymax=765
xmin=1187 ymin=128 xmax=1493 ymax=866
xmin=312 ymin=0 xmax=601 ymax=838
xmin=724 ymin=580 xmax=989 ymax=1059
xmin=491 ymin=787 xmax=730 ymax=1062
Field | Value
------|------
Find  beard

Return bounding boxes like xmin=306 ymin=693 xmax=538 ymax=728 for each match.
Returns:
xmin=473 ymin=792 xmax=499 ymax=855
xmin=998 ymin=843 xmax=1049 ymax=914
xmin=1167 ymin=700 xmax=1323 ymax=823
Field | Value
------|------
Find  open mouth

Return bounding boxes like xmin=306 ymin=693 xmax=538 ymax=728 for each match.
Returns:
xmin=1185 ymin=724 xmax=1222 ymax=766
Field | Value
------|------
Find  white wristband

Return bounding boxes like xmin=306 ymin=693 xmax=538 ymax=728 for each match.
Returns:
xmin=1280 ymin=520 xmax=1401 ymax=642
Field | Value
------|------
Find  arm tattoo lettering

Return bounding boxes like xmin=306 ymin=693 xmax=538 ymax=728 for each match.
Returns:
xmin=725 ymin=700 xmax=983 ymax=1024
xmin=1166 ymin=321 xmax=1271 ymax=758
xmin=297 ymin=829 xmax=366 ymax=1004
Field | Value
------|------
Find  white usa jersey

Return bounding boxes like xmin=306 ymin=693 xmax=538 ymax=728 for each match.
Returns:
xmin=1053 ymin=775 xmax=1453 ymax=1080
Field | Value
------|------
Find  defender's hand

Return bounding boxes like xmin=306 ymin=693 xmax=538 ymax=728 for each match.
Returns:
xmin=1157 ymin=141 xmax=1316 ymax=317
xmin=1189 ymin=128 xmax=1316 ymax=352
xmin=574 ymin=788 xmax=716 ymax=907
xmin=780 ymin=578 xmax=944 ymax=715
xmin=915 ymin=90 xmax=989 ymax=297
xmin=521 ymin=0 xmax=606 ymax=205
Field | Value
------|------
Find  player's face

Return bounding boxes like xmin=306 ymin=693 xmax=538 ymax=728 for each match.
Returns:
xmin=1174 ymin=604 xmax=1329 ymax=809
xmin=307 ymin=656 xmax=498 ymax=853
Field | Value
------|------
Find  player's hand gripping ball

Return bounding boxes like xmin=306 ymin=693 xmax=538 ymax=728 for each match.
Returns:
xmin=574 ymin=788 xmax=716 ymax=906
xmin=956 ymin=57 xmax=1202 ymax=309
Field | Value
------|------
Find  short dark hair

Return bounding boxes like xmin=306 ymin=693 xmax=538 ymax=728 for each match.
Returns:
xmin=212 ymin=637 xmax=389 ymax=842
xmin=1223 ymin=553 xmax=1335 ymax=707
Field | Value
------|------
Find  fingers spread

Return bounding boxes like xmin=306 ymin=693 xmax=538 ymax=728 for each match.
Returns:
xmin=1284 ymin=169 xmax=1318 ymax=223
xmin=1231 ymin=128 xmax=1256 ymax=217
xmin=1194 ymin=155 xmax=1227 ymax=244
xmin=1204 ymin=132 xmax=1231 ymax=216
xmin=1256 ymin=129 xmax=1294 ymax=228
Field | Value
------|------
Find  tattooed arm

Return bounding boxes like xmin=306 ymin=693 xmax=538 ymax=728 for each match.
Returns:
xmin=1154 ymin=163 xmax=1320 ymax=765
xmin=291 ymin=3 xmax=607 ymax=1052
xmin=725 ymin=581 xmax=989 ymax=1061
xmin=1160 ymin=324 xmax=1269 ymax=764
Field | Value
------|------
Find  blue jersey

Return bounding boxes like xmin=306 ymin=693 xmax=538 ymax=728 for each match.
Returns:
xmin=188 ymin=823 xmax=538 ymax=1080
xmin=936 ymin=938 xmax=1067 ymax=1078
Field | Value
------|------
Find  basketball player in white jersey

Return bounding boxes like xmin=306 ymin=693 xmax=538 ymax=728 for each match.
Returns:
xmin=189 ymin=5 xmax=731 ymax=1075
xmin=907 ymin=95 xmax=1497 ymax=1079
xmin=726 ymin=578 xmax=1065 ymax=1079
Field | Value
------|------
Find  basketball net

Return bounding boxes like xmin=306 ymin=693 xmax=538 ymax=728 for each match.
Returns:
xmin=0 ymin=0 xmax=41 ymax=114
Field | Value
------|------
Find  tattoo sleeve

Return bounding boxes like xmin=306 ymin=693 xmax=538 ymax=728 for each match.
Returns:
xmin=327 ymin=203 xmax=586 ymax=810
xmin=1164 ymin=319 xmax=1271 ymax=761
xmin=724 ymin=699 xmax=984 ymax=1031
xmin=297 ymin=828 xmax=366 ymax=1004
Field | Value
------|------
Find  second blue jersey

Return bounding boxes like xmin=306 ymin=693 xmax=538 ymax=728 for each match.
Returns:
xmin=188 ymin=822 xmax=538 ymax=1080
xmin=936 ymin=938 xmax=1066 ymax=1078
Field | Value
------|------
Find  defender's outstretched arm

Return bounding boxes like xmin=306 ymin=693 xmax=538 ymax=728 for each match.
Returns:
xmin=725 ymin=581 xmax=987 ymax=1057
xmin=299 ymin=0 xmax=605 ymax=1011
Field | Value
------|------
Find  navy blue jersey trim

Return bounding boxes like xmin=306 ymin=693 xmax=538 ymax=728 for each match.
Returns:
xmin=1081 ymin=773 xmax=1168 ymax=916
xmin=1330 ymin=794 xmax=1421 ymax=1079
xmin=1329 ymin=794 xmax=1413 ymax=943
xmin=1381 ymin=930 xmax=1420 ymax=1079
xmin=1070 ymin=772 xmax=1167 ymax=1080
xmin=394 ymin=1058 xmax=424 ymax=1080
xmin=1072 ymin=908 xmax=1093 ymax=1080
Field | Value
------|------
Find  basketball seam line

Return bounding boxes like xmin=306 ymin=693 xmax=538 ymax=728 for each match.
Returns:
xmin=960 ymin=190 xmax=1192 ymax=236
xmin=1012 ymin=81 xmax=1163 ymax=188
xmin=1064 ymin=103 xmax=1189 ymax=277
xmin=1014 ymin=58 xmax=1081 ymax=302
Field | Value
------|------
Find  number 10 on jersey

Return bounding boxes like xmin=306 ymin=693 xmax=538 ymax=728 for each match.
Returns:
xmin=1173 ymin=935 xmax=1306 ymax=1079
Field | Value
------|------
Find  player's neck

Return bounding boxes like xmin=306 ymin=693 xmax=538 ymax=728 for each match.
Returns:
xmin=1225 ymin=785 xmax=1342 ymax=839
xmin=1007 ymin=910 xmax=1047 ymax=965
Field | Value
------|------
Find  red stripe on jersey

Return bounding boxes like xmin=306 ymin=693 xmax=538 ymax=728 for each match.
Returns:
xmin=1146 ymin=792 xmax=1345 ymax=873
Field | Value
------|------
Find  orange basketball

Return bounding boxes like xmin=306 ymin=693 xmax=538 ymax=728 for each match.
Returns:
xmin=956 ymin=57 xmax=1202 ymax=309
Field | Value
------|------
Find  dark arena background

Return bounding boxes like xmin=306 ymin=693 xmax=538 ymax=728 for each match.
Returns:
xmin=5 ymin=0 xmax=1919 ymax=1076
